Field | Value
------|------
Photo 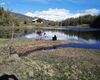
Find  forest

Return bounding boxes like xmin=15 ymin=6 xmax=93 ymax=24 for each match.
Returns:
xmin=60 ymin=14 xmax=100 ymax=28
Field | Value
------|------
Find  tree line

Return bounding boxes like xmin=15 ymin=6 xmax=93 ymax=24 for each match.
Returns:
xmin=48 ymin=15 xmax=100 ymax=28
xmin=61 ymin=15 xmax=100 ymax=28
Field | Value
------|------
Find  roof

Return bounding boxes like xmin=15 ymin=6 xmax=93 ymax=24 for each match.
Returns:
xmin=32 ymin=18 xmax=39 ymax=21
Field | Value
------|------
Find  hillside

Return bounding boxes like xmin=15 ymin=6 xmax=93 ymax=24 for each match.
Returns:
xmin=0 ymin=7 xmax=37 ymax=26
xmin=12 ymin=12 xmax=37 ymax=23
xmin=0 ymin=7 xmax=49 ymax=26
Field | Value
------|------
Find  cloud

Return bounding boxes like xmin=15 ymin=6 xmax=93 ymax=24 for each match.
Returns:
xmin=25 ymin=8 xmax=100 ymax=21
xmin=0 ymin=2 xmax=5 ymax=6
xmin=84 ymin=9 xmax=99 ymax=15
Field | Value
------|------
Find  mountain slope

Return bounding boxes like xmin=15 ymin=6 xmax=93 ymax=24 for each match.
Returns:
xmin=11 ymin=12 xmax=37 ymax=22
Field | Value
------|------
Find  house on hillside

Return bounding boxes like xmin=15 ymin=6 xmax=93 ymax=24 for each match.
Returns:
xmin=32 ymin=18 xmax=43 ymax=23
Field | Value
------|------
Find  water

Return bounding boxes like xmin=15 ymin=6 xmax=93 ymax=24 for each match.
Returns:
xmin=18 ymin=28 xmax=100 ymax=50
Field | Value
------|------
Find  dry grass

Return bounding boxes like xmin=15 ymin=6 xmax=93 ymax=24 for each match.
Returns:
xmin=0 ymin=48 xmax=100 ymax=80
xmin=11 ymin=39 xmax=79 ymax=56
xmin=0 ymin=39 xmax=100 ymax=80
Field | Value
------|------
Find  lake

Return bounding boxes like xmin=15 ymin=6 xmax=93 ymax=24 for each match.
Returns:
xmin=18 ymin=28 xmax=100 ymax=50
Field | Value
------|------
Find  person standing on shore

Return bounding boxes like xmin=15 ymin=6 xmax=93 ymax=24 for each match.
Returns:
xmin=36 ymin=31 xmax=42 ymax=40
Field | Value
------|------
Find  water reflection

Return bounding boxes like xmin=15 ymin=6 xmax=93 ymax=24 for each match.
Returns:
xmin=45 ymin=29 xmax=100 ymax=40
xmin=18 ymin=28 xmax=100 ymax=50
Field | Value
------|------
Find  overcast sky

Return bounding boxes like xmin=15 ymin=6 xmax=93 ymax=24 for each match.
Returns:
xmin=0 ymin=0 xmax=100 ymax=21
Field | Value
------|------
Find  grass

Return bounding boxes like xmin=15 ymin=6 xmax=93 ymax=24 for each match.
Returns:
xmin=0 ymin=48 xmax=100 ymax=80
xmin=0 ymin=39 xmax=79 ymax=56
xmin=0 ymin=39 xmax=100 ymax=80
xmin=0 ymin=39 xmax=9 ymax=48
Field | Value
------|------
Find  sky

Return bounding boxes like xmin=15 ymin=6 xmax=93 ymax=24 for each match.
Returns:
xmin=0 ymin=0 xmax=100 ymax=21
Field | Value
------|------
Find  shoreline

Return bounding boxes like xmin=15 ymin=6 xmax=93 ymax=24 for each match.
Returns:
xmin=0 ymin=39 xmax=100 ymax=56
xmin=13 ymin=40 xmax=80 ymax=56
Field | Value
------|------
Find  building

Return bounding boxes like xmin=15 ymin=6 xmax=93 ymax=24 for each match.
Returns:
xmin=32 ymin=18 xmax=43 ymax=23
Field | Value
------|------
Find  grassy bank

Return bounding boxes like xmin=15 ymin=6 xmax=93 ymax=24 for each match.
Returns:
xmin=0 ymin=39 xmax=79 ymax=56
xmin=0 ymin=39 xmax=100 ymax=80
xmin=0 ymin=39 xmax=9 ymax=47
xmin=0 ymin=48 xmax=100 ymax=80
